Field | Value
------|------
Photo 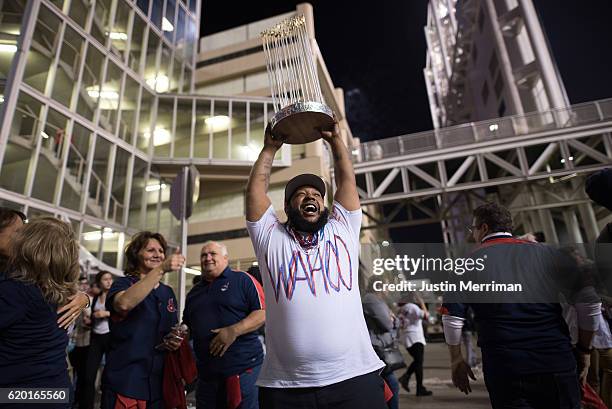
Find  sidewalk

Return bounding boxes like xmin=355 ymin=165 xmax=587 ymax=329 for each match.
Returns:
xmin=395 ymin=341 xmax=491 ymax=409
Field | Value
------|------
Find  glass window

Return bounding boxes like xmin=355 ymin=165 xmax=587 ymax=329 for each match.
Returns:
xmin=154 ymin=97 xmax=173 ymax=157
xmin=91 ymin=0 xmax=113 ymax=48
xmin=0 ymin=92 xmax=43 ymax=194
xmin=137 ymin=0 xmax=150 ymax=16
xmin=144 ymin=172 xmax=164 ymax=231
xmin=118 ymin=74 xmax=140 ymax=143
xmin=60 ymin=122 xmax=92 ymax=211
xmin=77 ymin=43 xmax=105 ymax=122
xmin=137 ymin=89 xmax=155 ymax=151
xmin=109 ymin=148 xmax=130 ymax=224
xmin=109 ymin=1 xmax=131 ymax=60
xmin=175 ymin=6 xmax=186 ymax=57
xmin=249 ymin=102 xmax=265 ymax=158
xmin=128 ymin=157 xmax=148 ymax=230
xmin=68 ymin=0 xmax=91 ymax=30
xmin=151 ymin=0 xmax=163 ymax=30
xmin=52 ymin=25 xmax=85 ymax=109
xmin=185 ymin=18 xmax=196 ymax=64
xmin=182 ymin=64 xmax=192 ymax=93
xmin=188 ymin=0 xmax=196 ymax=14
xmin=87 ymin=135 xmax=111 ymax=218
xmin=174 ymin=98 xmax=192 ymax=157
xmin=154 ymin=43 xmax=171 ymax=93
xmin=100 ymin=227 xmax=123 ymax=267
xmin=98 ymin=59 xmax=123 ymax=134
xmin=0 ymin=1 xmax=25 ymax=82
xmin=163 ymin=0 xmax=176 ymax=42
xmin=81 ymin=223 xmax=103 ymax=259
xmin=24 ymin=5 xmax=61 ymax=94
xmin=231 ymin=102 xmax=247 ymax=160
xmin=144 ymin=30 xmax=161 ymax=90
xmin=129 ymin=13 xmax=147 ymax=75
xmin=31 ymin=108 xmax=70 ymax=203
xmin=194 ymin=99 xmax=211 ymax=158
xmin=170 ymin=56 xmax=182 ymax=92
xmin=211 ymin=100 xmax=229 ymax=159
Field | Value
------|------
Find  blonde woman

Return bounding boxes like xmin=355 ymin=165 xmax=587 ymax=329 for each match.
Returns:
xmin=0 ymin=217 xmax=80 ymax=407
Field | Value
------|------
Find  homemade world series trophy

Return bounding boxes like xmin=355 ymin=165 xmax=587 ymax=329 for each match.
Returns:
xmin=261 ymin=15 xmax=334 ymax=144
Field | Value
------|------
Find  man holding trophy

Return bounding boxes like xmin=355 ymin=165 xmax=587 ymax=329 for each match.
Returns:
xmin=246 ymin=118 xmax=387 ymax=409
xmin=243 ymin=16 xmax=388 ymax=408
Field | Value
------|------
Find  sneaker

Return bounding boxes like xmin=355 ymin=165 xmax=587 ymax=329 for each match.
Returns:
xmin=416 ymin=388 xmax=433 ymax=396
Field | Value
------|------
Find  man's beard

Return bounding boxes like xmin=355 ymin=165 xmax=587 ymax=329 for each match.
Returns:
xmin=286 ymin=206 xmax=330 ymax=234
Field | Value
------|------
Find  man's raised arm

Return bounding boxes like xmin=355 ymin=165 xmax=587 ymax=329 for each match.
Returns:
xmin=246 ymin=124 xmax=285 ymax=222
xmin=320 ymin=119 xmax=360 ymax=211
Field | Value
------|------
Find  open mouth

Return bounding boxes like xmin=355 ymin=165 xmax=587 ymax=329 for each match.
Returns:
xmin=301 ymin=202 xmax=319 ymax=216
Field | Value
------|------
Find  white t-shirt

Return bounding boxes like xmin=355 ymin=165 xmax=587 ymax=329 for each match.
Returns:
xmin=92 ymin=297 xmax=110 ymax=335
xmin=247 ymin=202 xmax=384 ymax=387
xmin=399 ymin=303 xmax=426 ymax=348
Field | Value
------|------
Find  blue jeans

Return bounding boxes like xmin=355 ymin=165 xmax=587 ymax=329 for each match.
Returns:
xmin=484 ymin=369 xmax=580 ymax=409
xmin=383 ymin=372 xmax=399 ymax=409
xmin=196 ymin=365 xmax=261 ymax=409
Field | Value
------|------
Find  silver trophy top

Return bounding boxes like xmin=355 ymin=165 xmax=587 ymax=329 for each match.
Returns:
xmin=261 ymin=15 xmax=334 ymax=143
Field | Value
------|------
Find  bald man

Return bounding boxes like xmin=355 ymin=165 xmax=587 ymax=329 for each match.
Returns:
xmin=183 ymin=241 xmax=265 ymax=409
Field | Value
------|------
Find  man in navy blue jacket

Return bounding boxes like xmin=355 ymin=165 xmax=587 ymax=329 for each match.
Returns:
xmin=184 ymin=241 xmax=265 ymax=409
xmin=442 ymin=202 xmax=601 ymax=409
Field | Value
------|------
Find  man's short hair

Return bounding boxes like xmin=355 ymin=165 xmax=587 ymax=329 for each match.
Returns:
xmin=473 ymin=202 xmax=513 ymax=234
xmin=201 ymin=240 xmax=228 ymax=256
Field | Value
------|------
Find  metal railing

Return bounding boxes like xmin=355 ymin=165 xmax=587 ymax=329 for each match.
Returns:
xmin=356 ymin=98 xmax=612 ymax=163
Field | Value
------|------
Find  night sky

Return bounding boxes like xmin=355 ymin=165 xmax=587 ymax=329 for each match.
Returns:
xmin=201 ymin=0 xmax=612 ymax=143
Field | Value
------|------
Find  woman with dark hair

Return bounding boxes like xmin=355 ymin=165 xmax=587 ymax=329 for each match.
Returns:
xmin=101 ymin=232 xmax=185 ymax=408
xmin=0 ymin=217 xmax=80 ymax=408
xmin=82 ymin=270 xmax=114 ymax=409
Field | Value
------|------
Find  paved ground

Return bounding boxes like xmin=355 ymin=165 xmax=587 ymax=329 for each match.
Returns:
xmin=394 ymin=340 xmax=492 ymax=409
xmin=184 ymin=340 xmax=492 ymax=409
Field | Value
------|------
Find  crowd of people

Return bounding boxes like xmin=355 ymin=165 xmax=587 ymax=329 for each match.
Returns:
xmin=0 ymin=112 xmax=610 ymax=409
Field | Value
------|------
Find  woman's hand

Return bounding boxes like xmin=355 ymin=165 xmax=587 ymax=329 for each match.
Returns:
xmin=162 ymin=248 xmax=186 ymax=273
xmin=57 ymin=292 xmax=89 ymax=329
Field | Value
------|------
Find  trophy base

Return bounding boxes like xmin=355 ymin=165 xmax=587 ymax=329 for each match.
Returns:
xmin=271 ymin=102 xmax=334 ymax=144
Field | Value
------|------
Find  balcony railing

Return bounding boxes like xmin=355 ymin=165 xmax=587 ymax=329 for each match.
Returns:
xmin=356 ymin=98 xmax=612 ymax=163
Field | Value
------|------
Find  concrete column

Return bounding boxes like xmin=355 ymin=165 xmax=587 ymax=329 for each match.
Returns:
xmin=517 ymin=0 xmax=570 ymax=109
xmin=531 ymin=188 xmax=559 ymax=243
xmin=484 ymin=0 xmax=524 ymax=115
xmin=562 ymin=210 xmax=583 ymax=243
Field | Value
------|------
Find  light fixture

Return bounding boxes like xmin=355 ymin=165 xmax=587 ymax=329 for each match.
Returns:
xmin=83 ymin=228 xmax=116 ymax=241
xmin=0 ymin=95 xmax=4 ymax=104
xmin=205 ymin=115 xmax=230 ymax=132
xmin=41 ymin=131 xmax=50 ymax=139
xmin=489 ymin=123 xmax=499 ymax=131
xmin=162 ymin=17 xmax=174 ymax=32
xmin=560 ymin=156 xmax=574 ymax=164
xmin=0 ymin=44 xmax=17 ymax=53
xmin=145 ymin=183 xmax=167 ymax=192
xmin=107 ymin=32 xmax=128 ymax=40
xmin=146 ymin=75 xmax=169 ymax=92
xmin=143 ymin=127 xmax=172 ymax=146
xmin=439 ymin=5 xmax=449 ymax=18
xmin=86 ymin=86 xmax=119 ymax=100
xmin=185 ymin=267 xmax=201 ymax=276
